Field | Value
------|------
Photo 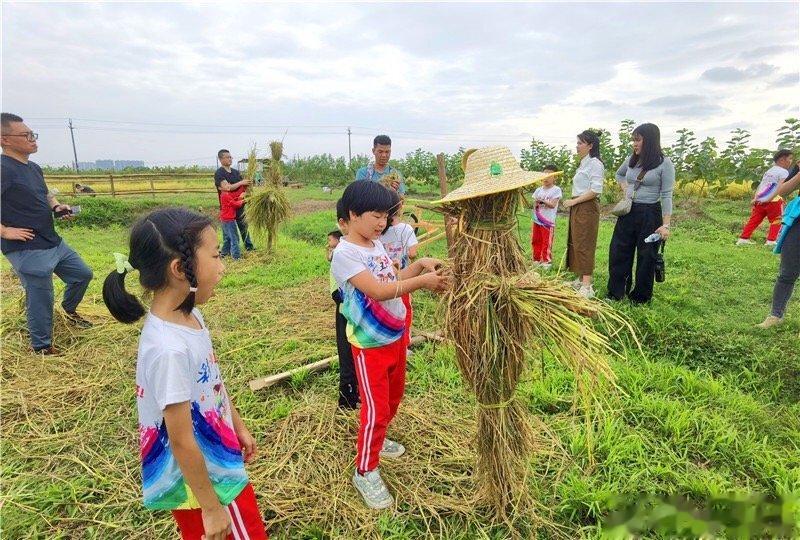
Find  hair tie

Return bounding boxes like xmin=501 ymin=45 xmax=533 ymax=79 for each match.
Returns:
xmin=189 ymin=287 xmax=198 ymax=293
xmin=113 ymin=252 xmax=134 ymax=274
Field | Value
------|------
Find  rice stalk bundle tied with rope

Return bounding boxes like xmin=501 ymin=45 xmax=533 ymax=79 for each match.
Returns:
xmin=435 ymin=147 xmax=632 ymax=520
xmin=245 ymin=140 xmax=291 ymax=252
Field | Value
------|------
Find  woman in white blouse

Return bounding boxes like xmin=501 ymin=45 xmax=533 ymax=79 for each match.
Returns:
xmin=563 ymin=130 xmax=604 ymax=298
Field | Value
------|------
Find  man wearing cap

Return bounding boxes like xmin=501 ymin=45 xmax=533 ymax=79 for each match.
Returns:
xmin=355 ymin=135 xmax=406 ymax=194
xmin=1 ymin=113 xmax=94 ymax=355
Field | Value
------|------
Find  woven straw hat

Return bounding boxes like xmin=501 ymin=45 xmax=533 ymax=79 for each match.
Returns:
xmin=434 ymin=146 xmax=560 ymax=204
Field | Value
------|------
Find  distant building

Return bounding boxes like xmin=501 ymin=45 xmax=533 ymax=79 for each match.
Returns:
xmin=77 ymin=161 xmax=96 ymax=170
xmin=114 ymin=160 xmax=145 ymax=170
xmin=95 ymin=160 xmax=114 ymax=170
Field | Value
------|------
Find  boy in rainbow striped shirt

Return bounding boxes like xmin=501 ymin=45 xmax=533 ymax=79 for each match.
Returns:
xmin=331 ymin=181 xmax=447 ymax=510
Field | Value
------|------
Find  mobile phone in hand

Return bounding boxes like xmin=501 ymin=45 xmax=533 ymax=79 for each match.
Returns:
xmin=54 ymin=205 xmax=81 ymax=218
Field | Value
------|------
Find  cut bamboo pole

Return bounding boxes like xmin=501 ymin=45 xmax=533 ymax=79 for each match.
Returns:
xmin=249 ymin=333 xmax=439 ymax=392
xmin=417 ymin=231 xmax=446 ymax=248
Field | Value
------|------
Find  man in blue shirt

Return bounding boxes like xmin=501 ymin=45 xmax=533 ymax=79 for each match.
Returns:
xmin=1 ymin=113 xmax=93 ymax=355
xmin=355 ymin=135 xmax=406 ymax=194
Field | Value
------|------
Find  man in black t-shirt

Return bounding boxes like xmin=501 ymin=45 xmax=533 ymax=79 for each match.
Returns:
xmin=1 ymin=113 xmax=93 ymax=355
xmin=214 ymin=149 xmax=254 ymax=253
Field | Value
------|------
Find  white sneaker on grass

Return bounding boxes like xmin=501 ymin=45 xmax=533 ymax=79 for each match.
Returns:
xmin=540 ymin=262 xmax=552 ymax=271
xmin=352 ymin=469 xmax=394 ymax=510
xmin=756 ymin=315 xmax=783 ymax=329
xmin=566 ymin=278 xmax=582 ymax=289
xmin=736 ymin=238 xmax=754 ymax=245
xmin=765 ymin=240 xmax=777 ymax=246
xmin=578 ymin=285 xmax=595 ymax=299
xmin=380 ymin=438 xmax=406 ymax=459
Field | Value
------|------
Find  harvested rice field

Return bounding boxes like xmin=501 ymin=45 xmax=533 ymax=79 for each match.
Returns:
xmin=1 ymin=190 xmax=798 ymax=539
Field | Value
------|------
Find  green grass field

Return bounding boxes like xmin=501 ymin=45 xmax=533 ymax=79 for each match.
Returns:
xmin=1 ymin=188 xmax=798 ymax=539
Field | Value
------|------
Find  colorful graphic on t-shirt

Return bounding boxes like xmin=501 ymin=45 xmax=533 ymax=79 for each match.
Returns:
xmin=139 ymin=400 xmax=245 ymax=509
xmin=332 ymin=240 xmax=407 ymax=348
xmin=534 ymin=206 xmax=556 ymax=228
xmin=756 ymin=182 xmax=778 ymax=203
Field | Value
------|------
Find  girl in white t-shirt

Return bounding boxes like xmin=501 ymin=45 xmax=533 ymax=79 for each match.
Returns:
xmin=102 ymin=208 xmax=267 ymax=540
xmin=530 ymin=165 xmax=563 ymax=269
xmin=379 ymin=192 xmax=419 ymax=351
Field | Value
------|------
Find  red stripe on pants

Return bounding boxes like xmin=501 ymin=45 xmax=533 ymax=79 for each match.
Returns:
xmin=740 ymin=200 xmax=784 ymax=241
xmin=531 ymin=222 xmax=555 ymax=263
xmin=172 ymin=483 xmax=268 ymax=539
xmin=351 ymin=338 xmax=406 ymax=473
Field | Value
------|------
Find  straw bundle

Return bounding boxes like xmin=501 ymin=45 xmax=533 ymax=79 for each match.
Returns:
xmin=440 ymin=190 xmax=626 ymax=520
xmin=245 ymin=140 xmax=291 ymax=251
xmin=245 ymin=144 xmax=258 ymax=183
xmin=379 ymin=169 xmax=401 ymax=190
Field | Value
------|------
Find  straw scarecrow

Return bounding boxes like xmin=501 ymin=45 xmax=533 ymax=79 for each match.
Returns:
xmin=245 ymin=141 xmax=291 ymax=252
xmin=434 ymin=147 xmax=627 ymax=520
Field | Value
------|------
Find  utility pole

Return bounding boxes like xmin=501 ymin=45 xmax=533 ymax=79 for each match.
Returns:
xmin=68 ymin=118 xmax=79 ymax=171
xmin=347 ymin=127 xmax=352 ymax=165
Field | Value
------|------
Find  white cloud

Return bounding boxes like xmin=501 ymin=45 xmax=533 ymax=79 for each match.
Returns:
xmin=2 ymin=2 xmax=797 ymax=166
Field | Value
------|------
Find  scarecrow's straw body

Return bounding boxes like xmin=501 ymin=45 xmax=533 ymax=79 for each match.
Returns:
xmin=441 ymin=190 xmax=625 ymax=520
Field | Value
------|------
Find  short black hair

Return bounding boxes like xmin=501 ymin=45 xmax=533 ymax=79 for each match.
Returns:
xmin=339 ymin=181 xmax=395 ymax=220
xmin=542 ymin=163 xmax=558 ymax=171
xmin=336 ymin=198 xmax=347 ymax=221
xmin=774 ymin=149 xmax=793 ymax=162
xmin=328 ymin=230 xmax=343 ymax=239
xmin=1 ymin=113 xmax=23 ymax=133
xmin=373 ymin=135 xmax=391 ymax=147
xmin=218 ymin=149 xmax=231 ymax=159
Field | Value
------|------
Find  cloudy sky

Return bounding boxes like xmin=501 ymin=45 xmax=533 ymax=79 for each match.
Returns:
xmin=3 ymin=2 xmax=798 ymax=167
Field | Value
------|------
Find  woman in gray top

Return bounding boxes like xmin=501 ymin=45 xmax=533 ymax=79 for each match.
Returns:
xmin=607 ymin=123 xmax=675 ymax=303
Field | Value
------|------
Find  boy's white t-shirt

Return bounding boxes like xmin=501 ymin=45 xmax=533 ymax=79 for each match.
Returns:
xmin=755 ymin=165 xmax=789 ymax=203
xmin=532 ymin=185 xmax=562 ymax=227
xmin=136 ymin=308 xmax=247 ymax=510
xmin=331 ymin=237 xmax=406 ymax=348
xmin=380 ymin=222 xmax=418 ymax=269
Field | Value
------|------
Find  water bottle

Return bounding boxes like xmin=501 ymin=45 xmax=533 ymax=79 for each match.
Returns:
xmin=644 ymin=232 xmax=662 ymax=243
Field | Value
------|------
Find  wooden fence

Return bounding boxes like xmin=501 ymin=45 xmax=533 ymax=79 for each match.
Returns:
xmin=44 ymin=173 xmax=217 ymax=198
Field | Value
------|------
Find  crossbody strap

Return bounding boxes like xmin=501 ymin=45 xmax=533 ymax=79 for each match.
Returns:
xmin=631 ymin=168 xmax=646 ymax=201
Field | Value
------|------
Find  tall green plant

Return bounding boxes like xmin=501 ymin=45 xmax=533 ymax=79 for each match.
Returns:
xmin=776 ymin=117 xmax=800 ymax=153
xmin=671 ymin=128 xmax=698 ymax=174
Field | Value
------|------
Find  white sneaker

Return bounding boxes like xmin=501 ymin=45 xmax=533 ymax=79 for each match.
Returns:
xmin=765 ymin=240 xmax=777 ymax=246
xmin=736 ymin=238 xmax=754 ymax=245
xmin=578 ymin=285 xmax=595 ymax=299
xmin=566 ymin=278 xmax=582 ymax=289
xmin=352 ymin=469 xmax=394 ymax=510
xmin=405 ymin=348 xmax=413 ymax=358
xmin=540 ymin=263 xmax=552 ymax=271
xmin=756 ymin=315 xmax=783 ymax=329
xmin=380 ymin=438 xmax=406 ymax=459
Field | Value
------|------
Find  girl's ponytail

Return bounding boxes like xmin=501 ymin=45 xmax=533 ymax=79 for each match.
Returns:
xmin=102 ymin=268 xmax=146 ymax=324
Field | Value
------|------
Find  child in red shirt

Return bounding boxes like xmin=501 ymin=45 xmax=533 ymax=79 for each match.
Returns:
xmin=220 ymin=187 xmax=246 ymax=260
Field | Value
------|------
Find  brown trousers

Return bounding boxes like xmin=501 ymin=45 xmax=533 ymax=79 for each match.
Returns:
xmin=567 ymin=198 xmax=600 ymax=276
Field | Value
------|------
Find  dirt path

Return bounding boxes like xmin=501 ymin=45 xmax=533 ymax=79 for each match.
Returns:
xmin=292 ymin=198 xmax=336 ymax=215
